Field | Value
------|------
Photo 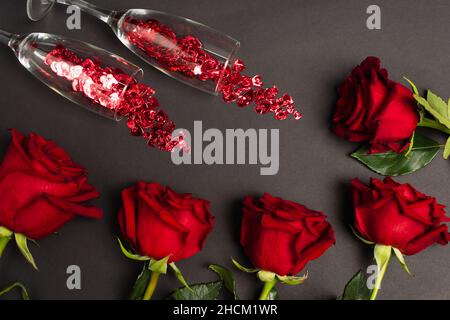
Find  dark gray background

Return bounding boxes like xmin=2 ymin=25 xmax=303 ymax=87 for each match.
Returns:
xmin=0 ymin=0 xmax=449 ymax=300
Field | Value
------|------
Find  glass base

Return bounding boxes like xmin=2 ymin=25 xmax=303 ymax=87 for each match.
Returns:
xmin=27 ymin=0 xmax=56 ymax=21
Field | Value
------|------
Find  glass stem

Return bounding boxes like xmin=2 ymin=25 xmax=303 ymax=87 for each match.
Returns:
xmin=0 ymin=29 xmax=14 ymax=47
xmin=56 ymin=0 xmax=112 ymax=23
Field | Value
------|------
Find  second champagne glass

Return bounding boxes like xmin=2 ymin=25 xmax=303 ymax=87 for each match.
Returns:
xmin=0 ymin=29 xmax=181 ymax=151
xmin=0 ymin=29 xmax=143 ymax=120
xmin=27 ymin=0 xmax=240 ymax=95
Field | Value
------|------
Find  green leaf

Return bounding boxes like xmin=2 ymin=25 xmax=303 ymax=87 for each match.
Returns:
xmin=415 ymin=91 xmax=450 ymax=128
xmin=373 ymin=244 xmax=392 ymax=292
xmin=276 ymin=272 xmax=308 ymax=286
xmin=0 ymin=226 xmax=12 ymax=238
xmin=231 ymin=258 xmax=258 ymax=273
xmin=403 ymin=77 xmax=419 ymax=95
xmin=0 ymin=227 xmax=13 ymax=257
xmin=0 ymin=282 xmax=29 ymax=300
xmin=351 ymin=132 xmax=440 ymax=176
xmin=209 ymin=264 xmax=238 ymax=300
xmin=338 ymin=270 xmax=370 ymax=300
xmin=171 ymin=281 xmax=223 ymax=300
xmin=14 ymin=234 xmax=38 ymax=271
xmin=148 ymin=256 xmax=169 ymax=274
xmin=444 ymin=137 xmax=450 ymax=160
xmin=404 ymin=78 xmax=425 ymax=121
xmin=0 ymin=236 xmax=11 ymax=258
xmin=169 ymin=263 xmax=191 ymax=290
xmin=117 ymin=238 xmax=150 ymax=261
xmin=267 ymin=287 xmax=279 ymax=300
xmin=404 ymin=131 xmax=415 ymax=157
xmin=129 ymin=263 xmax=151 ymax=300
xmin=351 ymin=226 xmax=374 ymax=245
xmin=374 ymin=245 xmax=391 ymax=272
xmin=427 ymin=90 xmax=450 ymax=125
xmin=257 ymin=270 xmax=276 ymax=282
xmin=448 ymin=98 xmax=450 ymax=119
xmin=392 ymin=248 xmax=412 ymax=276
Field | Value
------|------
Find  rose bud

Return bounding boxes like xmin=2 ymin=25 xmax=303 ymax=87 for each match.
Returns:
xmin=332 ymin=57 xmax=418 ymax=154
xmin=117 ymin=182 xmax=214 ymax=300
xmin=233 ymin=193 xmax=335 ymax=300
xmin=0 ymin=129 xmax=103 ymax=269
xmin=351 ymin=177 xmax=450 ymax=299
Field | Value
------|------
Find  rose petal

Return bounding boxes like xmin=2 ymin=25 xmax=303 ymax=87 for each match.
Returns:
xmin=13 ymin=196 xmax=75 ymax=240
xmin=403 ymin=225 xmax=450 ymax=255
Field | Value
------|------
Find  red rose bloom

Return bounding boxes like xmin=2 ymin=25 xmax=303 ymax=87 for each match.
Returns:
xmin=352 ymin=177 xmax=450 ymax=255
xmin=118 ymin=182 xmax=214 ymax=263
xmin=0 ymin=129 xmax=103 ymax=240
xmin=332 ymin=57 xmax=418 ymax=154
xmin=240 ymin=193 xmax=335 ymax=276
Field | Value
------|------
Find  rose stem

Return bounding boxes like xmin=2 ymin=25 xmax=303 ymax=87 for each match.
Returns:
xmin=417 ymin=117 xmax=450 ymax=135
xmin=369 ymin=256 xmax=391 ymax=300
xmin=258 ymin=279 xmax=278 ymax=300
xmin=142 ymin=271 xmax=161 ymax=300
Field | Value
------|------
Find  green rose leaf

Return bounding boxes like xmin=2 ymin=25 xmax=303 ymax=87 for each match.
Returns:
xmin=171 ymin=281 xmax=223 ymax=300
xmin=0 ymin=227 xmax=13 ymax=257
xmin=0 ymin=282 xmax=29 ymax=300
xmin=373 ymin=244 xmax=392 ymax=293
xmin=392 ymin=247 xmax=412 ymax=276
xmin=415 ymin=91 xmax=450 ymax=128
xmin=404 ymin=132 xmax=415 ymax=157
xmin=351 ymin=132 xmax=440 ymax=176
xmin=0 ymin=226 xmax=12 ymax=238
xmin=257 ymin=270 xmax=276 ymax=283
xmin=209 ymin=264 xmax=238 ymax=300
xmin=443 ymin=137 xmax=450 ymax=160
xmin=448 ymin=98 xmax=450 ymax=119
xmin=117 ymin=238 xmax=150 ymax=262
xmin=276 ymin=272 xmax=308 ymax=286
xmin=148 ymin=256 xmax=170 ymax=274
xmin=351 ymin=227 xmax=375 ymax=245
xmin=0 ymin=238 xmax=10 ymax=257
xmin=266 ymin=287 xmax=279 ymax=300
xmin=169 ymin=263 xmax=191 ymax=290
xmin=128 ymin=263 xmax=151 ymax=300
xmin=403 ymin=77 xmax=419 ymax=96
xmin=231 ymin=258 xmax=258 ymax=273
xmin=14 ymin=234 xmax=38 ymax=271
xmin=338 ymin=270 xmax=370 ymax=300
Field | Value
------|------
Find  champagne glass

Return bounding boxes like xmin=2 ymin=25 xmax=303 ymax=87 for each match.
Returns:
xmin=27 ymin=0 xmax=241 ymax=95
xmin=0 ymin=29 xmax=143 ymax=120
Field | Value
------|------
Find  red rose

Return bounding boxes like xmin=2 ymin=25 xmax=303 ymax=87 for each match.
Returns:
xmin=240 ymin=193 xmax=335 ymax=276
xmin=118 ymin=182 xmax=214 ymax=263
xmin=332 ymin=57 xmax=418 ymax=154
xmin=0 ymin=129 xmax=103 ymax=240
xmin=352 ymin=177 xmax=450 ymax=255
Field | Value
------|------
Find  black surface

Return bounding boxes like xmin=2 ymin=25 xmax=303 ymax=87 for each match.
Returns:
xmin=0 ymin=0 xmax=450 ymax=300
